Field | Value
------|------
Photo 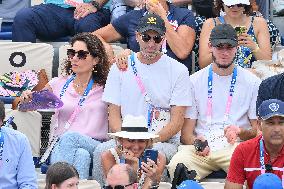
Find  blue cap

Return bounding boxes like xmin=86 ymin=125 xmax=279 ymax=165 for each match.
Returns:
xmin=253 ymin=173 xmax=283 ymax=189
xmin=258 ymin=99 xmax=284 ymax=120
xmin=177 ymin=180 xmax=204 ymax=189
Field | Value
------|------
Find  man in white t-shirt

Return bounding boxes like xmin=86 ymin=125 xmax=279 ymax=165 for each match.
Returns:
xmin=168 ymin=24 xmax=261 ymax=180
xmin=93 ymin=13 xmax=191 ymax=184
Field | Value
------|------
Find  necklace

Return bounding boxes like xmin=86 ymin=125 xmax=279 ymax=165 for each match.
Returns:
xmin=73 ymin=80 xmax=88 ymax=89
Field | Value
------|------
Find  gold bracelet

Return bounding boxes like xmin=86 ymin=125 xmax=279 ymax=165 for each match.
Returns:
xmin=252 ymin=44 xmax=260 ymax=53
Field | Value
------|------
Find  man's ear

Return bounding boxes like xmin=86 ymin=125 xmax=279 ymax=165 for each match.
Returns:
xmin=208 ymin=42 xmax=213 ymax=53
xmin=135 ymin=32 xmax=140 ymax=41
xmin=51 ymin=184 xmax=57 ymax=189
xmin=257 ymin=119 xmax=262 ymax=132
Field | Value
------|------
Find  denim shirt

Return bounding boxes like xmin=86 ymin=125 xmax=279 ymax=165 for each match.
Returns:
xmin=0 ymin=127 xmax=37 ymax=189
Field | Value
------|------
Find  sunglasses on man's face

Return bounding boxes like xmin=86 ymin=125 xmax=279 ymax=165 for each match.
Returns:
xmin=227 ymin=4 xmax=246 ymax=8
xmin=103 ymin=183 xmax=134 ymax=189
xmin=141 ymin=33 xmax=164 ymax=44
xmin=67 ymin=49 xmax=90 ymax=60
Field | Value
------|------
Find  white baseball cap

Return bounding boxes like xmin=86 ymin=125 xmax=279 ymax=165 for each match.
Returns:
xmin=222 ymin=0 xmax=250 ymax=6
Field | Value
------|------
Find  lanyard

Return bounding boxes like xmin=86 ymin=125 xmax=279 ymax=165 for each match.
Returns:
xmin=130 ymin=53 xmax=153 ymax=128
xmin=206 ymin=64 xmax=237 ymax=125
xmin=0 ymin=116 xmax=14 ymax=169
xmin=0 ymin=128 xmax=4 ymax=169
xmin=259 ymin=138 xmax=284 ymax=187
xmin=259 ymin=139 xmax=266 ymax=174
xmin=60 ymin=74 xmax=94 ymax=129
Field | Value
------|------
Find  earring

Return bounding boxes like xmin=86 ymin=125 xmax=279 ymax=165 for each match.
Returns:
xmin=93 ymin=66 xmax=97 ymax=73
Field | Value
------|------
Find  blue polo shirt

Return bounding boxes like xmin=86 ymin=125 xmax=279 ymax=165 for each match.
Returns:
xmin=112 ymin=3 xmax=196 ymax=71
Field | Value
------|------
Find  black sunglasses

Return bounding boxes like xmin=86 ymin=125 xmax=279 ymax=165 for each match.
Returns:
xmin=141 ymin=33 xmax=163 ymax=44
xmin=67 ymin=49 xmax=90 ymax=60
xmin=103 ymin=183 xmax=134 ymax=189
xmin=227 ymin=4 xmax=246 ymax=8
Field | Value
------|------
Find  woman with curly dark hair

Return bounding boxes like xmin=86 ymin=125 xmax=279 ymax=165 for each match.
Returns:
xmin=20 ymin=33 xmax=110 ymax=179
xmin=198 ymin=0 xmax=271 ymax=69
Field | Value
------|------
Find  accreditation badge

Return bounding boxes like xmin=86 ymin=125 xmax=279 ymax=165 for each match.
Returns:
xmin=149 ymin=107 xmax=170 ymax=133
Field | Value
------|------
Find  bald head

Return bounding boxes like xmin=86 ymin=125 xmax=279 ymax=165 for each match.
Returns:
xmin=106 ymin=164 xmax=137 ymax=188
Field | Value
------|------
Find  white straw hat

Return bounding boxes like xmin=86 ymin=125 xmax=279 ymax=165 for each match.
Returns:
xmin=222 ymin=0 xmax=250 ymax=6
xmin=108 ymin=115 xmax=159 ymax=140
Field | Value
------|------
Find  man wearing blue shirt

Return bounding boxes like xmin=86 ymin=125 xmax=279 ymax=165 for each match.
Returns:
xmin=12 ymin=0 xmax=111 ymax=42
xmin=0 ymin=101 xmax=37 ymax=189
xmin=93 ymin=0 xmax=196 ymax=72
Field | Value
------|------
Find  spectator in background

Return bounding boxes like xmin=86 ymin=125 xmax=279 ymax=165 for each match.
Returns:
xmin=256 ymin=73 xmax=284 ymax=111
xmin=12 ymin=0 xmax=111 ymax=42
xmin=105 ymin=164 xmax=138 ymax=189
xmin=225 ymin=99 xmax=284 ymax=189
xmin=45 ymin=162 xmax=79 ymax=189
xmin=20 ymin=33 xmax=110 ymax=179
xmin=255 ymin=0 xmax=268 ymax=18
xmin=93 ymin=0 xmax=196 ymax=72
xmin=198 ymin=0 xmax=271 ymax=69
xmin=0 ymin=101 xmax=37 ymax=189
xmin=168 ymin=24 xmax=261 ymax=181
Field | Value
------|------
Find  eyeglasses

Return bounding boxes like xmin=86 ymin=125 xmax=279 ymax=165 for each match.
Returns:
xmin=215 ymin=44 xmax=235 ymax=50
xmin=104 ymin=183 xmax=134 ymax=189
xmin=67 ymin=49 xmax=90 ymax=60
xmin=141 ymin=33 xmax=163 ymax=43
xmin=227 ymin=4 xmax=246 ymax=8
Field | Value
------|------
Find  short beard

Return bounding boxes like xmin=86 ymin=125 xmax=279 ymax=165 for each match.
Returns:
xmin=212 ymin=54 xmax=235 ymax=69
xmin=140 ymin=48 xmax=162 ymax=61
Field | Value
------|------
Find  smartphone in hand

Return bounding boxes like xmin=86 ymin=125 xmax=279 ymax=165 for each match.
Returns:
xmin=235 ymin=26 xmax=247 ymax=36
xmin=142 ymin=149 xmax=158 ymax=164
xmin=194 ymin=139 xmax=208 ymax=152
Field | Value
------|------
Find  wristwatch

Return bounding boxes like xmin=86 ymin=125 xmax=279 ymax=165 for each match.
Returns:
xmin=90 ymin=0 xmax=100 ymax=9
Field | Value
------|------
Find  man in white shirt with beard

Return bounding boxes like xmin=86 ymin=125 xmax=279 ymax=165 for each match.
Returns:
xmin=168 ymin=24 xmax=261 ymax=181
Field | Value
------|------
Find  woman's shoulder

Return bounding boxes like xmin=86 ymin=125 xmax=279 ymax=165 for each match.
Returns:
xmin=252 ymin=16 xmax=267 ymax=26
xmin=201 ymin=18 xmax=216 ymax=31
xmin=48 ymin=76 xmax=71 ymax=91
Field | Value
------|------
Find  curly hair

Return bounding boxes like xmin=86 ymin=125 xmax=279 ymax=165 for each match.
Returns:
xmin=214 ymin=0 xmax=253 ymax=16
xmin=45 ymin=162 xmax=79 ymax=189
xmin=62 ymin=32 xmax=110 ymax=86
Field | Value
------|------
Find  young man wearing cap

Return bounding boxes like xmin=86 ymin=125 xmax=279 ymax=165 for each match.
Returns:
xmin=0 ymin=101 xmax=37 ymax=188
xmin=92 ymin=0 xmax=196 ymax=72
xmin=93 ymin=13 xmax=191 ymax=184
xmin=256 ymin=73 xmax=284 ymax=110
xmin=168 ymin=24 xmax=261 ymax=180
xmin=225 ymin=99 xmax=284 ymax=189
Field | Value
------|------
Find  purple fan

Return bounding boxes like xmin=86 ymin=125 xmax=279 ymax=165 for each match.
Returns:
xmin=19 ymin=90 xmax=63 ymax=111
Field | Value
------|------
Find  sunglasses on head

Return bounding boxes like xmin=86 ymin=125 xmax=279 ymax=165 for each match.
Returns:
xmin=103 ymin=183 xmax=134 ymax=189
xmin=141 ymin=33 xmax=163 ymax=43
xmin=227 ymin=4 xmax=246 ymax=8
xmin=67 ymin=49 xmax=90 ymax=60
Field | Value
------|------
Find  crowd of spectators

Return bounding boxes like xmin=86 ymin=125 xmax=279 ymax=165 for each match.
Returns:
xmin=1 ymin=0 xmax=284 ymax=188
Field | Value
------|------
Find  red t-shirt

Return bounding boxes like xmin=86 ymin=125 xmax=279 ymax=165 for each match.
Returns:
xmin=227 ymin=135 xmax=284 ymax=189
